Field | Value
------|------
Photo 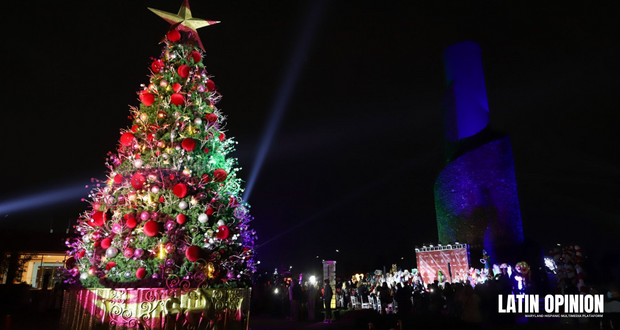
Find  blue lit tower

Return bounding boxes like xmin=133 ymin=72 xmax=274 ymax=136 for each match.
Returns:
xmin=435 ymin=41 xmax=524 ymax=264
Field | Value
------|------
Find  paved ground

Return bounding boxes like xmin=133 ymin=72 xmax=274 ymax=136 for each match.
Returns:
xmin=2 ymin=308 xmax=603 ymax=330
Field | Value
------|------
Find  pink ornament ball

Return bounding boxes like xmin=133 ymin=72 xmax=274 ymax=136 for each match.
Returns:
xmin=140 ymin=211 xmax=150 ymax=221
xmin=112 ymin=223 xmax=123 ymax=234
xmin=124 ymin=248 xmax=134 ymax=258
xmin=134 ymin=248 xmax=144 ymax=258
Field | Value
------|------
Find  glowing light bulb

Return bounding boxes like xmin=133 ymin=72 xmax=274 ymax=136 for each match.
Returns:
xmin=159 ymin=243 xmax=165 ymax=259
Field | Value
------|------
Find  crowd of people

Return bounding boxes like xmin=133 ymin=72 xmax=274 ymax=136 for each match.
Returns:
xmin=250 ymin=268 xmax=620 ymax=328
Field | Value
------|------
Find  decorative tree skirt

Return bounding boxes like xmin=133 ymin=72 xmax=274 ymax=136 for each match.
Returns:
xmin=60 ymin=288 xmax=251 ymax=330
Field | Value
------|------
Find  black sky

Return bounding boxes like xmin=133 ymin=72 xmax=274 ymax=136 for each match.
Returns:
xmin=1 ymin=0 xmax=619 ymax=277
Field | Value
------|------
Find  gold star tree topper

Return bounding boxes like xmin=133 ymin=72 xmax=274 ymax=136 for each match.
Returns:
xmin=148 ymin=0 xmax=219 ymax=51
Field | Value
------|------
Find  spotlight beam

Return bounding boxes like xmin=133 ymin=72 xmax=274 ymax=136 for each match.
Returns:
xmin=0 ymin=184 xmax=89 ymax=216
xmin=243 ymin=0 xmax=328 ymax=202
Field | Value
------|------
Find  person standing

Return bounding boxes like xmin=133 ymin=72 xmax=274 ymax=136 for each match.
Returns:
xmin=307 ymin=282 xmax=317 ymax=321
xmin=323 ymin=279 xmax=333 ymax=323
xmin=379 ymin=282 xmax=392 ymax=314
xmin=289 ymin=279 xmax=301 ymax=321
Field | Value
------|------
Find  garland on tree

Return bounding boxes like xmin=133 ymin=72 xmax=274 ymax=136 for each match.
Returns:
xmin=64 ymin=1 xmax=257 ymax=289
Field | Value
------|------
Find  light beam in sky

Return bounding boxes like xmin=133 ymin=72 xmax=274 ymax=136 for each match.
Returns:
xmin=243 ymin=0 xmax=328 ymax=202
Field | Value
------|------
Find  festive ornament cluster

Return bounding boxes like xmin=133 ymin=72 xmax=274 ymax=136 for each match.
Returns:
xmin=66 ymin=28 xmax=256 ymax=288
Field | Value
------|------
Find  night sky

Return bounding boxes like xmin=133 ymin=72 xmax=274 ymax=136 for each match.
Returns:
xmin=1 ymin=1 xmax=619 ymax=278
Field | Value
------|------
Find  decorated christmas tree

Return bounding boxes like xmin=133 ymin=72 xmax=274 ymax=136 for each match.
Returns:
xmin=65 ymin=1 xmax=256 ymax=289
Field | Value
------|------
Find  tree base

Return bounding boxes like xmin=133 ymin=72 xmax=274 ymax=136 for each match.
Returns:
xmin=60 ymin=287 xmax=251 ymax=330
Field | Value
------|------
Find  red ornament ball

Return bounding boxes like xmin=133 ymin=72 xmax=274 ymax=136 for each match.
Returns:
xmin=202 ymin=174 xmax=210 ymax=182
xmin=136 ymin=267 xmax=147 ymax=279
xmin=176 ymin=213 xmax=186 ymax=225
xmin=91 ymin=211 xmax=105 ymax=227
xmin=120 ymin=132 xmax=135 ymax=147
xmin=140 ymin=91 xmax=155 ymax=106
xmin=131 ymin=173 xmax=146 ymax=190
xmin=206 ymin=113 xmax=217 ymax=124
xmin=206 ymin=206 xmax=214 ymax=216
xmin=113 ymin=174 xmax=124 ymax=184
xmin=181 ymin=138 xmax=196 ymax=151
xmin=206 ymin=79 xmax=215 ymax=91
xmin=77 ymin=250 xmax=86 ymax=259
xmin=189 ymin=50 xmax=202 ymax=64
xmin=65 ymin=256 xmax=76 ymax=270
xmin=151 ymin=59 xmax=164 ymax=73
xmin=213 ymin=169 xmax=228 ymax=182
xmin=219 ymin=133 xmax=226 ymax=142
xmin=173 ymin=183 xmax=188 ymax=198
xmin=143 ymin=220 xmax=159 ymax=237
xmin=126 ymin=217 xmax=137 ymax=229
xmin=106 ymin=261 xmax=116 ymax=271
xmin=185 ymin=245 xmax=201 ymax=262
xmin=100 ymin=238 xmax=112 ymax=249
xmin=217 ymin=225 xmax=230 ymax=240
xmin=88 ymin=266 xmax=98 ymax=277
xmin=173 ymin=83 xmax=182 ymax=92
xmin=131 ymin=125 xmax=139 ymax=133
xmin=167 ymin=29 xmax=181 ymax=42
xmin=171 ymin=93 xmax=184 ymax=106
xmin=177 ymin=65 xmax=190 ymax=79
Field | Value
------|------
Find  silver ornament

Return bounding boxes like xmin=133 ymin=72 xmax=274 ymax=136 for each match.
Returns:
xmin=134 ymin=159 xmax=144 ymax=168
xmin=194 ymin=118 xmax=203 ymax=125
xmin=106 ymin=247 xmax=119 ymax=258
xmin=217 ymin=220 xmax=225 ymax=227
xmin=198 ymin=214 xmax=208 ymax=223
xmin=80 ymin=273 xmax=88 ymax=280
xmin=124 ymin=271 xmax=132 ymax=279
xmin=179 ymin=201 xmax=188 ymax=210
